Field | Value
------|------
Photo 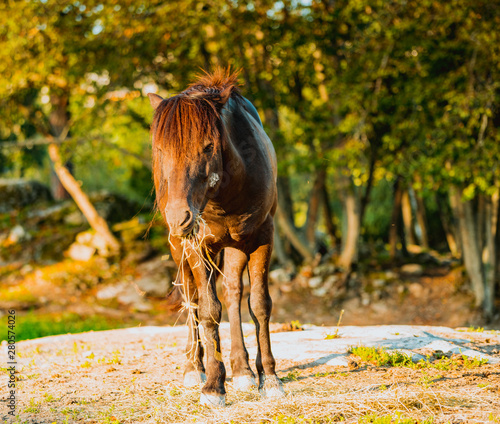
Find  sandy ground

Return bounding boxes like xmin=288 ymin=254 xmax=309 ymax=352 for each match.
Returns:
xmin=1 ymin=323 xmax=500 ymax=423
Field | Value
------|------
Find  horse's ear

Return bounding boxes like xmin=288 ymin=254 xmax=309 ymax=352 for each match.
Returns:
xmin=218 ymin=85 xmax=233 ymax=108
xmin=147 ymin=93 xmax=164 ymax=110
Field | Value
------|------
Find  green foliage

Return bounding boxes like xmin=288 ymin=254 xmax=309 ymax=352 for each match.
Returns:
xmin=1 ymin=0 xmax=499 ymax=293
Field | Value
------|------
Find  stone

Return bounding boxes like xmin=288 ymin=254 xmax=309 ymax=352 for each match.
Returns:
xmin=96 ymin=283 xmax=128 ymax=300
xmin=312 ymin=286 xmax=329 ymax=297
xmin=361 ymin=293 xmax=371 ymax=306
xmin=400 ymin=263 xmax=424 ymax=275
xmin=64 ymin=211 xmax=85 ymax=226
xmin=385 ymin=270 xmax=398 ymax=280
xmin=67 ymin=243 xmax=96 ymax=261
xmin=91 ymin=233 xmax=109 ymax=255
xmin=408 ymin=282 xmax=425 ymax=298
xmin=76 ymin=231 xmax=94 ymax=245
xmin=6 ymin=225 xmax=30 ymax=244
xmin=96 ymin=282 xmax=152 ymax=311
xmin=0 ymin=179 xmax=52 ymax=213
xmin=308 ymin=276 xmax=323 ymax=289
xmin=323 ymin=275 xmax=339 ymax=287
xmin=269 ymin=268 xmax=292 ymax=284
xmin=135 ymin=276 xmax=170 ymax=297
xmin=373 ymin=278 xmax=386 ymax=288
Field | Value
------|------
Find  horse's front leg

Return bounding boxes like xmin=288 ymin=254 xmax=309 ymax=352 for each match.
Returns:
xmin=171 ymin=245 xmax=206 ymax=387
xmin=188 ymin=254 xmax=226 ymax=406
xmin=182 ymin=269 xmax=206 ymax=387
xmin=248 ymin=218 xmax=284 ymax=398
xmin=222 ymin=248 xmax=256 ymax=391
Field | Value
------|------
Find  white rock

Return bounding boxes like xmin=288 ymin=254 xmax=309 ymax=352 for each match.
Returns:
xmin=408 ymin=282 xmax=425 ymax=298
xmin=400 ymin=263 xmax=424 ymax=275
xmin=7 ymin=225 xmax=30 ymax=244
xmin=269 ymin=268 xmax=292 ymax=284
xmin=385 ymin=271 xmax=398 ymax=279
xmin=373 ymin=278 xmax=386 ymax=288
xmin=308 ymin=276 xmax=323 ymax=288
xmin=67 ymin=243 xmax=96 ymax=261
xmin=76 ymin=231 xmax=94 ymax=245
xmin=64 ymin=211 xmax=85 ymax=226
xmin=96 ymin=283 xmax=128 ymax=300
xmin=135 ymin=277 xmax=170 ymax=297
xmin=312 ymin=286 xmax=329 ymax=297
xmin=91 ymin=233 xmax=109 ymax=254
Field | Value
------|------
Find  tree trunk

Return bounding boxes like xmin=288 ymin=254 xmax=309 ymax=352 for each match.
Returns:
xmin=414 ymin=190 xmax=429 ymax=249
xmin=48 ymin=143 xmax=120 ymax=254
xmin=483 ymin=191 xmax=499 ymax=319
xmin=402 ymin=190 xmax=416 ymax=246
xmin=273 ymin=228 xmax=295 ymax=271
xmin=49 ymin=93 xmax=72 ymax=200
xmin=449 ymin=186 xmax=485 ymax=308
xmin=305 ymin=169 xmax=325 ymax=248
xmin=437 ymin=192 xmax=461 ymax=256
xmin=275 ymin=204 xmax=314 ymax=262
xmin=321 ymin=177 xmax=338 ymax=248
xmin=338 ymin=178 xmax=360 ymax=270
xmin=389 ymin=178 xmax=403 ymax=259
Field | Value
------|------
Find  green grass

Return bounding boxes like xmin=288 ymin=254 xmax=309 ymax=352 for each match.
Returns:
xmin=359 ymin=414 xmax=434 ymax=423
xmin=5 ymin=311 xmax=138 ymax=342
xmin=349 ymin=346 xmax=488 ymax=370
xmin=269 ymin=415 xmax=344 ymax=423
xmin=267 ymin=414 xmax=435 ymax=424
xmin=350 ymin=346 xmax=414 ymax=367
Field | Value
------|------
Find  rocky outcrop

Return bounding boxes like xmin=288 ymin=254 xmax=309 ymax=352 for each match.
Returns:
xmin=0 ymin=179 xmax=52 ymax=213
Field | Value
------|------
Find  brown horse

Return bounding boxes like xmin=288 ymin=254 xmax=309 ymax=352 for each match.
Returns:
xmin=148 ymin=69 xmax=284 ymax=406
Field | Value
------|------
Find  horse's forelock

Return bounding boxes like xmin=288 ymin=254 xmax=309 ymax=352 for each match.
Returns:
xmin=151 ymin=94 xmax=221 ymax=158
xmin=151 ymin=70 xmax=240 ymax=157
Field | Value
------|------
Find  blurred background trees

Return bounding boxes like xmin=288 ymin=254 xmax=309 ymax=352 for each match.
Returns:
xmin=1 ymin=0 xmax=499 ymax=318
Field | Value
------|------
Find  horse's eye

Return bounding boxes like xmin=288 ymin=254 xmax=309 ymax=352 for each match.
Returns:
xmin=203 ymin=143 xmax=214 ymax=154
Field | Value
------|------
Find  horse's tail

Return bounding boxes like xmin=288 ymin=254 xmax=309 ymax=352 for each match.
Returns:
xmin=165 ymin=250 xmax=225 ymax=312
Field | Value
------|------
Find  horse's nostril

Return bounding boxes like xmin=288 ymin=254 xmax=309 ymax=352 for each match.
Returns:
xmin=180 ymin=210 xmax=193 ymax=228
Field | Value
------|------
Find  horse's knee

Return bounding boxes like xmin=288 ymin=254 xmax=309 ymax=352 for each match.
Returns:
xmin=199 ymin=295 xmax=222 ymax=324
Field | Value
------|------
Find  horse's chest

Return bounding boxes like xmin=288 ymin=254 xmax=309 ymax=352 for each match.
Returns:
xmin=202 ymin=213 xmax=260 ymax=246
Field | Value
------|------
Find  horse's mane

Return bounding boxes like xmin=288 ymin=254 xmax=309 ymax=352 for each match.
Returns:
xmin=151 ymin=69 xmax=241 ymax=157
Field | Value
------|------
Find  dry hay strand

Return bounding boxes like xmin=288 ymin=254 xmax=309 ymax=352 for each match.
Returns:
xmin=102 ymin=376 xmax=499 ymax=424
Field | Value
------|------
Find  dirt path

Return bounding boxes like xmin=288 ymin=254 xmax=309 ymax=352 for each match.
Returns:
xmin=2 ymin=324 xmax=500 ymax=423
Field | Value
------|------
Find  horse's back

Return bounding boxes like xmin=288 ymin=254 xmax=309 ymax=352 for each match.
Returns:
xmin=241 ymin=97 xmax=263 ymax=128
xmin=224 ymin=96 xmax=277 ymax=184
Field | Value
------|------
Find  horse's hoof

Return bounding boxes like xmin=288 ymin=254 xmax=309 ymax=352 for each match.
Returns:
xmin=183 ymin=371 xmax=207 ymax=387
xmin=259 ymin=375 xmax=285 ymax=398
xmin=233 ymin=375 xmax=257 ymax=391
xmin=199 ymin=393 xmax=226 ymax=407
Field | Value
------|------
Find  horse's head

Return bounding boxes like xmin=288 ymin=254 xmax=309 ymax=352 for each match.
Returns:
xmin=148 ymin=79 xmax=236 ymax=238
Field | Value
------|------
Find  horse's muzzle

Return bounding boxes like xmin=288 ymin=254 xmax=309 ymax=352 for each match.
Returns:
xmin=167 ymin=209 xmax=195 ymax=238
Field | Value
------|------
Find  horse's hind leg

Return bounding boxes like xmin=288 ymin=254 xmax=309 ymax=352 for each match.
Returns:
xmin=247 ymin=220 xmax=284 ymax=398
xmin=222 ymin=248 xmax=256 ymax=391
